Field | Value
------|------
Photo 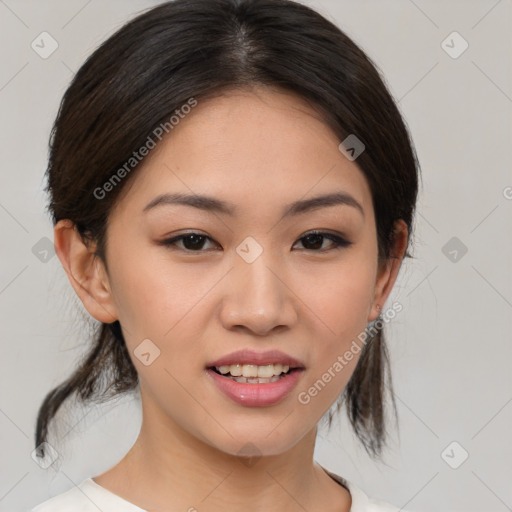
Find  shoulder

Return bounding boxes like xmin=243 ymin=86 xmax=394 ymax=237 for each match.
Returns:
xmin=30 ymin=479 xmax=97 ymax=511
xmin=344 ymin=480 xmax=406 ymax=512
xmin=29 ymin=478 xmax=146 ymax=512
xmin=321 ymin=466 xmax=408 ymax=512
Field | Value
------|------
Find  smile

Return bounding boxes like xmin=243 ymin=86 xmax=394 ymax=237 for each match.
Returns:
xmin=212 ymin=363 xmax=292 ymax=383
xmin=206 ymin=366 xmax=304 ymax=406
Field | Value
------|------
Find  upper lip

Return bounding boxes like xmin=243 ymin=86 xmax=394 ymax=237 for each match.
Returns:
xmin=207 ymin=349 xmax=305 ymax=369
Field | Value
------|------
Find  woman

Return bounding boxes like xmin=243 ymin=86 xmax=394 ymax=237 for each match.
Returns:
xmin=31 ymin=0 xmax=419 ymax=510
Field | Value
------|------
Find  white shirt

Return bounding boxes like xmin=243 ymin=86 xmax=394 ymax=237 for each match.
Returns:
xmin=30 ymin=467 xmax=405 ymax=512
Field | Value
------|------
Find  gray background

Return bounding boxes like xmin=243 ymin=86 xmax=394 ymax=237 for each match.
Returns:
xmin=1 ymin=0 xmax=511 ymax=510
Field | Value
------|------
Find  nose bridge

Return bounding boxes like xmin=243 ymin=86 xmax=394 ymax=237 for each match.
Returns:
xmin=240 ymin=249 xmax=279 ymax=304
xmin=220 ymin=242 xmax=296 ymax=334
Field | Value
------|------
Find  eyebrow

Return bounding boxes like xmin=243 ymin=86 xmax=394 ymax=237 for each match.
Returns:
xmin=143 ymin=191 xmax=364 ymax=219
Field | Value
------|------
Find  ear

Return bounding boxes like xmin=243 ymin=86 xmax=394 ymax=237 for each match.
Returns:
xmin=54 ymin=219 xmax=118 ymax=323
xmin=368 ymin=219 xmax=408 ymax=322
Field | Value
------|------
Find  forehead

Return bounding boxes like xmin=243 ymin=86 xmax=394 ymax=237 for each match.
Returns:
xmin=113 ymin=86 xmax=374 ymax=222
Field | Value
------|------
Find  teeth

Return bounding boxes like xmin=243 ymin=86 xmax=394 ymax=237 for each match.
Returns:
xmin=216 ymin=363 xmax=291 ymax=378
xmin=231 ymin=375 xmax=283 ymax=384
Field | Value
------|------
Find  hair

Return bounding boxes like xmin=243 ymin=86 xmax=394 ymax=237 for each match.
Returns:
xmin=36 ymin=0 xmax=419 ymax=461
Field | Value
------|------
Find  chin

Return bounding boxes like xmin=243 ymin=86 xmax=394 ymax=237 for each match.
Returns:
xmin=200 ymin=423 xmax=307 ymax=460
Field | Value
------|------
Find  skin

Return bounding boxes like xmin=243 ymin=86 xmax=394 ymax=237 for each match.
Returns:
xmin=54 ymin=86 xmax=408 ymax=512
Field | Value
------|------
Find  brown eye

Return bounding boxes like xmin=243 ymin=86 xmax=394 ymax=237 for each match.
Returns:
xmin=161 ymin=233 xmax=219 ymax=252
xmin=160 ymin=230 xmax=352 ymax=253
xmin=294 ymin=231 xmax=352 ymax=251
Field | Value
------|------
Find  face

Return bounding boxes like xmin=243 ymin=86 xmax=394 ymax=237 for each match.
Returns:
xmin=85 ymin=87 xmax=399 ymax=457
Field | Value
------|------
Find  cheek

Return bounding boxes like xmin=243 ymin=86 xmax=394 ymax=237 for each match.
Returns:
xmin=108 ymin=248 xmax=214 ymax=337
xmin=295 ymin=250 xmax=376 ymax=396
xmin=297 ymin=253 xmax=377 ymax=337
xmin=108 ymin=231 xmax=377 ymax=343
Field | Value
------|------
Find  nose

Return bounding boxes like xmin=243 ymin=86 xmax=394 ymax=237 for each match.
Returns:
xmin=219 ymin=250 xmax=298 ymax=336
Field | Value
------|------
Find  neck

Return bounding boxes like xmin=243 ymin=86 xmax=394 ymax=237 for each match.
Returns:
xmin=96 ymin=387 xmax=350 ymax=512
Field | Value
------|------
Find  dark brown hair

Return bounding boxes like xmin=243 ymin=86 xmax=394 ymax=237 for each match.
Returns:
xmin=36 ymin=0 xmax=419 ymax=460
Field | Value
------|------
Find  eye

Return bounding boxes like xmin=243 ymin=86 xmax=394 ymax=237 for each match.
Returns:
xmin=160 ymin=232 xmax=219 ymax=252
xmin=293 ymin=230 xmax=352 ymax=252
xmin=160 ymin=230 xmax=352 ymax=253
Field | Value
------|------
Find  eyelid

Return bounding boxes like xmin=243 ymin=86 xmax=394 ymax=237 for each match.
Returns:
xmin=159 ymin=229 xmax=352 ymax=252
xmin=296 ymin=229 xmax=352 ymax=250
xmin=160 ymin=231 xmax=220 ymax=251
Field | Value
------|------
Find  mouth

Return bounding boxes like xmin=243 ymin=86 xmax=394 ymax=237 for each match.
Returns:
xmin=207 ymin=363 xmax=301 ymax=384
xmin=206 ymin=363 xmax=305 ymax=407
xmin=205 ymin=349 xmax=306 ymax=405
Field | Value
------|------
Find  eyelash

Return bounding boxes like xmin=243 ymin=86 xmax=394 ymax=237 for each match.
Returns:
xmin=160 ymin=230 xmax=352 ymax=253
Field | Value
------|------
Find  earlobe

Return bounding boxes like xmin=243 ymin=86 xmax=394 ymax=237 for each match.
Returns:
xmin=53 ymin=219 xmax=118 ymax=323
xmin=369 ymin=219 xmax=408 ymax=322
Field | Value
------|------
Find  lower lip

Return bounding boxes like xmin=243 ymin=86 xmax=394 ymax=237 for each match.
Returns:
xmin=206 ymin=368 xmax=304 ymax=407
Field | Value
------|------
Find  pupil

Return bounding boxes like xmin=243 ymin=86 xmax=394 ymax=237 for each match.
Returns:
xmin=304 ymin=234 xmax=322 ymax=250
xmin=184 ymin=234 xmax=205 ymax=250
